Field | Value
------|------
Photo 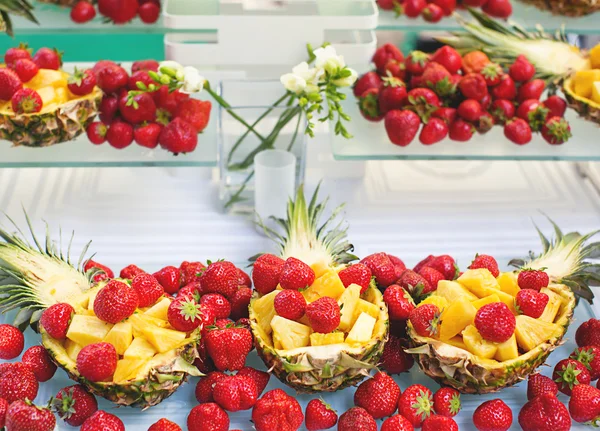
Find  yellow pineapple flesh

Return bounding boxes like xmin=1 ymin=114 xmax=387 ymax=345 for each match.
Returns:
xmin=353 ymin=299 xmax=380 ymax=322
xmin=141 ymin=326 xmax=186 ymax=353
xmin=497 ymin=272 xmax=520 ymax=297
xmin=462 ymin=325 xmax=497 ymax=359
xmin=113 ymin=359 xmax=146 ymax=383
xmin=144 ymin=297 xmax=171 ymax=320
xmin=310 ymin=332 xmax=345 ymax=346
xmin=539 ymin=288 xmax=562 ymax=323
xmin=303 ymin=270 xmax=345 ymax=302
xmin=270 ymin=316 xmax=312 ymax=350
xmin=446 ymin=336 xmax=468 ymax=351
xmin=472 ymin=294 xmax=501 ymax=310
xmin=310 ymin=262 xmax=330 ymax=279
xmin=458 ymin=270 xmax=516 ymax=313
xmin=26 ymin=69 xmax=68 ymax=90
xmin=573 ymin=70 xmax=600 ymax=98
xmin=437 ymin=280 xmax=478 ymax=302
xmin=337 ymin=284 xmax=361 ymax=332
xmin=103 ymin=322 xmax=133 ymax=356
xmin=439 ymin=296 xmax=477 ymax=341
xmin=419 ymin=295 xmax=449 ymax=311
xmin=590 ymin=44 xmax=600 ymax=69
xmin=514 ymin=315 xmax=562 ymax=352
xmin=64 ymin=339 xmax=83 ymax=362
xmin=253 ymin=290 xmax=280 ymax=335
xmin=346 ymin=312 xmax=376 ymax=345
xmin=495 ymin=334 xmax=519 ymax=362
xmin=66 ymin=315 xmax=113 ymax=347
xmin=123 ymin=337 xmax=157 ymax=360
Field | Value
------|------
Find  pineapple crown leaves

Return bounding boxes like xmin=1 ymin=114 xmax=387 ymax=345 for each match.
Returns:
xmin=554 ymin=363 xmax=583 ymax=390
xmin=0 ymin=1 xmax=38 ymax=36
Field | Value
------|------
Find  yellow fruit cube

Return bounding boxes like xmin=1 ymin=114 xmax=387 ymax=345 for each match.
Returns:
xmin=462 ymin=325 xmax=497 ymax=359
xmin=351 ymin=299 xmax=380 ymax=328
xmin=591 ymin=44 xmax=600 ymax=69
xmin=66 ymin=315 xmax=113 ymax=347
xmin=36 ymin=86 xmax=56 ymax=106
xmin=539 ymin=288 xmax=562 ymax=323
xmin=141 ymin=326 xmax=186 ymax=353
xmin=270 ymin=316 xmax=311 ymax=350
xmin=303 ymin=270 xmax=346 ymax=302
xmin=88 ymin=290 xmax=99 ymax=311
xmin=253 ymin=290 xmax=279 ymax=336
xmin=497 ymin=272 xmax=520 ymax=297
xmin=27 ymin=69 xmax=68 ymax=89
xmin=458 ymin=269 xmax=501 ymax=297
xmin=273 ymin=331 xmax=284 ymax=350
xmin=515 ymin=315 xmax=561 ymax=352
xmin=495 ymin=334 xmax=519 ymax=362
xmin=472 ymin=294 xmax=501 ymax=310
xmin=346 ymin=312 xmax=376 ymax=345
xmin=592 ymin=82 xmax=600 ymax=105
xmin=574 ymin=70 xmax=600 ymax=99
xmin=439 ymin=296 xmax=477 ymax=341
xmin=130 ymin=314 xmax=170 ymax=338
xmin=123 ymin=337 xmax=157 ymax=359
xmin=103 ymin=322 xmax=133 ymax=356
xmin=144 ymin=297 xmax=171 ymax=320
xmin=419 ymin=295 xmax=449 ymax=312
xmin=64 ymin=339 xmax=83 ymax=362
xmin=310 ymin=332 xmax=345 ymax=346
xmin=436 ymin=280 xmax=478 ymax=302
xmin=55 ymin=87 xmax=68 ymax=104
xmin=337 ymin=284 xmax=361 ymax=332
xmin=446 ymin=336 xmax=468 ymax=351
xmin=310 ymin=262 xmax=330 ymax=279
xmin=113 ymin=359 xmax=145 ymax=383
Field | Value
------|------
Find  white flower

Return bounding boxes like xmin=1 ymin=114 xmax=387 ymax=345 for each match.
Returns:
xmin=292 ymin=62 xmax=320 ymax=84
xmin=280 ymin=73 xmax=307 ymax=94
xmin=332 ymin=68 xmax=358 ymax=88
xmin=158 ymin=60 xmax=184 ymax=76
xmin=180 ymin=66 xmax=206 ymax=93
xmin=313 ymin=45 xmax=345 ymax=73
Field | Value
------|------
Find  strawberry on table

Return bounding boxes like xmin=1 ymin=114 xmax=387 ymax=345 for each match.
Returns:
xmin=518 ymin=79 xmax=546 ymax=102
xmin=279 ymin=257 xmax=315 ymax=291
xmin=372 ymin=43 xmax=404 ymax=75
xmin=422 ymin=4 xmax=444 ymax=23
xmin=0 ymin=398 xmax=7 ymax=428
xmin=32 ymin=47 xmax=62 ymax=70
xmin=175 ymin=99 xmax=212 ymax=133
xmin=106 ymin=122 xmax=134 ymax=149
xmin=542 ymin=117 xmax=572 ymax=145
xmin=543 ymin=95 xmax=567 ymax=118
xmin=433 ymin=387 xmax=461 ymax=417
xmin=473 ymin=399 xmax=512 ymax=431
xmin=96 ymin=64 xmax=128 ymax=93
xmin=159 ymin=117 xmax=199 ymax=154
xmin=195 ymin=371 xmax=227 ymax=403
xmin=568 ymin=384 xmax=600 ymax=424
xmin=0 ymin=366 xmax=38 ymax=403
xmin=84 ymin=259 xmax=114 ymax=281
xmin=517 ymin=269 xmax=549 ymax=291
xmin=515 ymin=289 xmax=549 ymax=318
xmin=405 ymin=51 xmax=430 ymax=76
xmin=22 ymin=345 xmax=56 ymax=382
xmin=71 ymin=2 xmax=96 ymax=23
xmin=384 ymin=284 xmax=415 ymax=320
xmin=205 ymin=324 xmax=253 ymax=371
xmin=553 ymin=358 xmax=591 ymax=395
xmin=53 ymin=384 xmax=98 ymax=427
xmin=385 ymin=109 xmax=421 ymax=147
xmin=187 ymin=403 xmax=229 ymax=431
xmin=431 ymin=0 xmax=456 ymax=16
xmin=518 ymin=393 xmax=571 ymax=431
xmin=475 ymin=302 xmax=515 ymax=343
xmin=482 ymin=0 xmax=513 ymax=17
xmin=305 ymin=398 xmax=337 ymax=431
xmin=418 ymin=267 xmax=444 ymax=292
xmin=5 ymin=400 xmax=55 ymax=431
xmin=354 ymin=372 xmax=400 ymax=419
xmin=68 ymin=68 xmax=96 ymax=96
xmin=379 ymin=77 xmax=408 ymax=114
xmin=337 ymin=407 xmax=376 ymax=431
xmin=0 ymin=324 xmax=24 ymax=359
xmin=179 ymin=261 xmax=206 ymax=286
xmin=76 ymin=342 xmax=117 ymax=383
xmin=509 ymin=55 xmax=535 ymax=82
xmin=422 ymin=415 xmax=458 ymax=431
xmin=381 ymin=334 xmax=414 ymax=374
xmin=119 ymin=264 xmax=145 ymax=279
xmin=148 ymin=418 xmax=182 ymax=431
xmin=490 ymin=99 xmax=515 ymax=125
xmin=5 ymin=44 xmax=31 ymax=68
xmin=213 ymin=375 xmax=258 ymax=412
xmin=577 ymin=319 xmax=600 ymax=347
xmin=398 ymin=269 xmax=432 ymax=298
xmin=504 ymin=118 xmax=532 ymax=145
xmin=252 ymin=389 xmax=304 ymax=431
xmin=431 ymin=46 xmax=462 ymax=75
xmin=398 ymin=384 xmax=433 ymax=427
xmin=449 ymin=119 xmax=475 ymax=142
xmin=458 ymin=73 xmax=488 ymax=101
xmin=419 ymin=117 xmax=448 ymax=145
xmin=80 ymin=410 xmax=125 ymax=431
xmin=131 ymin=273 xmax=164 ymax=307
xmin=381 ymin=414 xmax=414 ymax=431
xmin=237 ymin=367 xmax=269 ymax=396
xmin=492 ymin=75 xmax=517 ymax=100
xmin=481 ymin=62 xmax=503 ymax=86
xmin=468 ymin=254 xmax=500 ymax=277
xmin=353 ymin=71 xmax=383 ymax=98
xmin=359 ymin=88 xmax=384 ymax=122
xmin=274 ymin=289 xmax=306 ymax=321
xmin=457 ymin=99 xmax=483 ymax=123
xmin=527 ymin=373 xmax=558 ymax=400
xmin=153 ymin=265 xmax=182 ymax=295
xmin=571 ymin=346 xmax=600 ymax=381
xmin=134 ymin=123 xmax=162 ymax=149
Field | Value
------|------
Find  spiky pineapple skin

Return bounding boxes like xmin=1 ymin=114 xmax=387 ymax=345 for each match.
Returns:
xmin=563 ymin=77 xmax=600 ymax=125
xmin=518 ymin=0 xmax=600 ymax=16
xmin=0 ymin=88 xmax=102 ymax=147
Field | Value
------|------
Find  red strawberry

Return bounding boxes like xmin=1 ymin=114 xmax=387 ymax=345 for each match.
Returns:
xmin=431 ymin=46 xmax=462 ymax=75
xmin=372 ymin=43 xmax=404 ymax=74
xmin=381 ymin=334 xmax=413 ymax=374
xmin=413 ymin=255 xmax=435 ymax=273
xmin=516 ymin=99 xmax=548 ymax=131
xmin=32 ymin=48 xmax=62 ymax=70
xmin=99 ymin=94 xmax=118 ymax=124
xmin=517 ymin=269 xmax=549 ymax=291
xmin=491 ymin=75 xmax=517 ymax=100
xmin=383 ymin=58 xmax=407 ymax=81
xmin=106 ymin=122 xmax=134 ymax=149
xmin=518 ymin=393 xmax=570 ymax=431
xmin=476 ymin=112 xmax=495 ymax=134
xmin=482 ymin=0 xmax=513 ymax=17
xmin=361 ymin=252 xmax=398 ymax=287
xmin=131 ymin=273 xmax=164 ymax=307
xmin=399 ymin=269 xmax=433 ymax=298
xmin=168 ymin=296 xmax=203 ymax=331
xmin=457 ymin=99 xmax=483 ymax=123
xmin=553 ymin=358 xmax=591 ymax=395
xmin=469 ymin=254 xmax=500 ymax=277
xmin=132 ymin=59 xmax=159 ymax=73
xmin=237 ymin=367 xmax=270 ymax=396
xmin=385 ymin=109 xmax=421 ymax=147
xmin=569 ymin=384 xmax=600 ymax=424
xmin=71 ymin=1 xmax=96 ymax=23
xmin=0 ymin=362 xmax=30 ymax=377
xmin=462 ymin=50 xmax=490 ymax=74
xmin=195 ymin=371 xmax=227 ymax=403
xmin=542 ymin=116 xmax=571 ymax=145
xmin=518 ymin=79 xmax=546 ymax=102
xmin=213 ymin=375 xmax=258 ymax=412
xmin=133 ymin=122 xmax=161 ymax=149
xmin=571 ymin=346 xmax=600 ymax=381
xmin=480 ymin=92 xmax=492 ymax=110
xmin=449 ymin=118 xmax=475 ymax=142
xmin=407 ymin=88 xmax=441 ymax=121
xmin=187 ymin=403 xmax=229 ymax=431
xmin=138 ymin=1 xmax=160 ymax=23
xmin=148 ymin=418 xmax=182 ymax=431
xmin=359 ymin=87 xmax=384 ymax=122
xmin=96 ymin=64 xmax=128 ymax=93
xmin=230 ymin=287 xmax=252 ymax=320
xmin=200 ymin=293 xmax=231 ymax=319
xmin=354 ymin=372 xmax=401 ymax=419
xmin=577 ymin=319 xmax=600 ymax=348
xmin=22 ymin=346 xmax=56 ymax=382
xmin=338 ymin=264 xmax=372 ymax=293
xmin=419 ymin=117 xmax=448 ymax=145
xmin=81 ymin=411 xmax=125 ymax=431
xmin=490 ymin=99 xmax=515 ymax=125
xmin=399 ymin=0 xmax=427 ymax=17
xmin=381 ymin=414 xmax=414 ymax=431
xmin=516 ymin=289 xmax=549 ymax=318
xmin=279 ymin=257 xmax=315 ymax=290
xmin=53 ymin=384 xmax=98 ymax=427
xmin=422 ymin=3 xmax=444 ymax=22
xmin=13 ymin=59 xmax=38 ymax=83
xmin=179 ymin=261 xmax=206 ymax=286
xmin=398 ymin=384 xmax=433 ymax=427
xmin=0 ymin=398 xmax=7 ymax=428
xmin=40 ymin=303 xmax=74 ymax=340
xmin=422 ymin=415 xmax=458 ymax=431
xmin=387 ymin=253 xmax=406 ymax=277
xmin=459 ymin=73 xmax=488 ymax=101
xmin=509 ymin=55 xmax=536 ymax=82
xmin=200 ymin=260 xmax=239 ymax=299
xmin=408 ymin=304 xmax=440 ymax=337
xmin=473 ymin=399 xmax=512 ymax=431
xmin=119 ymin=93 xmax=156 ymax=124
xmin=98 ymin=0 xmax=138 ymax=23
xmin=153 ymin=265 xmax=182 ymax=295
xmin=338 ymin=407 xmax=376 ymax=431
xmin=68 ymin=68 xmax=96 ymax=96
xmin=379 ymin=78 xmax=408 ymax=114
xmin=305 ymin=399 xmax=338 ymax=431
xmin=128 ymin=70 xmax=153 ymax=91
xmin=378 ymin=0 xmax=399 ymax=10
xmin=11 ymin=88 xmax=42 ymax=114
xmin=404 ymin=51 xmax=430 ymax=75
xmin=252 ymin=254 xmax=285 ymax=295
xmin=84 ymin=259 xmax=114 ymax=281
xmin=5 ymin=44 xmax=31 ymax=68
xmin=119 ymin=264 xmax=145 ymax=279
xmin=421 ymin=62 xmax=455 ymax=97
xmin=353 ymin=71 xmax=383 ymax=98
xmin=178 ymin=283 xmax=201 ymax=301
xmin=306 ymin=296 xmax=340 ymax=333
xmin=433 ymin=387 xmax=461 ymax=417
xmin=481 ymin=62 xmax=503 ymax=86
xmin=542 ymin=95 xmax=567 ymax=118
xmin=76 ymin=342 xmax=117 ymax=382
xmin=431 ymin=0 xmax=456 ymax=15
xmin=475 ymin=302 xmax=515 ymax=343
xmin=205 ymin=325 xmax=253 ymax=371
xmin=251 ymin=389 xmax=304 ymax=431
xmin=94 ymin=279 xmax=138 ymax=323
xmin=5 ymin=400 xmax=55 ymax=431
xmin=159 ymin=117 xmax=198 ymax=154
xmin=0 ymin=324 xmax=24 ymax=359
xmin=383 ymin=284 xmax=415 ymax=320
xmin=527 ymin=373 xmax=559 ymax=400
xmin=504 ymin=118 xmax=532 ymax=145
xmin=274 ymin=289 xmax=306 ymax=321
xmin=175 ymin=99 xmax=211 ymax=132
xmin=0 ymin=367 xmax=38 ymax=403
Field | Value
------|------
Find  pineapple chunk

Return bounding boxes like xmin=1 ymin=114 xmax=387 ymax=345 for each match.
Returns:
xmin=273 ymin=331 xmax=284 ymax=350
xmin=310 ymin=332 xmax=345 ymax=346
xmin=419 ymin=295 xmax=449 ymax=312
xmin=130 ymin=314 xmax=170 ymax=337
xmin=88 ymin=289 xmax=99 ymax=311
xmin=270 ymin=316 xmax=311 ymax=350
xmin=310 ymin=262 xmax=330 ymax=279
xmin=69 ymin=291 xmax=91 ymax=310
xmin=37 ymin=87 xmax=56 ymax=105
xmin=346 ymin=312 xmax=376 ymax=345
xmin=592 ymin=82 xmax=600 ymax=105
xmin=515 ymin=315 xmax=561 ymax=352
xmin=303 ymin=270 xmax=345 ymax=302
xmin=462 ymin=325 xmax=497 ymax=359
xmin=55 ymin=87 xmax=68 ymax=104
xmin=27 ymin=69 xmax=68 ymax=89
xmin=472 ymin=294 xmax=501 ymax=310
xmin=337 ymin=284 xmax=361 ymax=332
xmin=497 ymin=272 xmax=520 ymax=297
xmin=351 ymin=299 xmax=380 ymax=328
xmin=446 ymin=336 xmax=468 ymax=351
xmin=253 ymin=290 xmax=279 ymax=336
xmin=66 ymin=315 xmax=113 ymax=347
xmin=144 ymin=297 xmax=171 ymax=320
xmin=437 ymin=281 xmax=478 ymax=302
xmin=591 ymin=44 xmax=600 ymax=69
xmin=573 ymin=70 xmax=600 ymax=98
xmin=103 ymin=322 xmax=133 ymax=356
xmin=64 ymin=339 xmax=83 ymax=362
xmin=458 ymin=269 xmax=501 ymax=297
xmin=439 ymin=297 xmax=477 ymax=341
xmin=539 ymin=288 xmax=562 ymax=323
xmin=141 ymin=326 xmax=186 ymax=353
xmin=495 ymin=334 xmax=519 ymax=362
xmin=113 ymin=359 xmax=146 ymax=383
xmin=123 ymin=337 xmax=157 ymax=359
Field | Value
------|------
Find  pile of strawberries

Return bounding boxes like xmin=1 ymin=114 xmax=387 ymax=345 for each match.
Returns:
xmin=355 ymin=43 xmax=572 ymax=147
xmin=70 ymin=0 xmax=160 ymax=26
xmin=86 ymin=59 xmax=211 ymax=154
xmin=377 ymin=0 xmax=513 ymax=22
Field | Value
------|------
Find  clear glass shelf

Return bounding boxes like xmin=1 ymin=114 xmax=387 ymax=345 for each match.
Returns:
xmin=332 ymin=90 xmax=600 ymax=162
xmin=378 ymin=3 xmax=600 ymax=34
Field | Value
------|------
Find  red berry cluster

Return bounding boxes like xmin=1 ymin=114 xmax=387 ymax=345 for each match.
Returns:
xmin=70 ymin=0 xmax=160 ymax=25
xmin=377 ymin=0 xmax=512 ymax=22
xmin=85 ymin=59 xmax=211 ymax=154
xmin=355 ymin=44 xmax=572 ymax=147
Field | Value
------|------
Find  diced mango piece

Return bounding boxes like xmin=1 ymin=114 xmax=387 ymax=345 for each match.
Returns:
xmin=113 ymin=359 xmax=145 ymax=383
xmin=123 ymin=337 xmax=157 ymax=359
xmin=419 ymin=295 xmax=449 ymax=312
xmin=495 ymin=334 xmax=519 ymax=362
xmin=462 ymin=325 xmax=497 ymax=359
xmin=346 ymin=312 xmax=376 ymax=345
xmin=103 ymin=322 xmax=133 ymax=356
xmin=66 ymin=315 xmax=113 ymax=347
xmin=439 ymin=297 xmax=477 ymax=341
xmin=472 ymin=294 xmax=501 ymax=310
xmin=303 ymin=270 xmax=346 ymax=302
xmin=539 ymin=288 xmax=562 ymax=323
xmin=337 ymin=284 xmax=361 ymax=332
xmin=515 ymin=315 xmax=561 ymax=352
xmin=253 ymin=290 xmax=279 ymax=336
xmin=270 ymin=316 xmax=311 ymax=350
xmin=64 ymin=339 xmax=83 ymax=362
xmin=141 ymin=326 xmax=186 ymax=353
xmin=310 ymin=332 xmax=345 ymax=346
xmin=144 ymin=297 xmax=171 ymax=320
xmin=437 ymin=280 xmax=478 ymax=303
xmin=446 ymin=336 xmax=468 ymax=351
xmin=573 ymin=70 xmax=600 ymax=99
xmin=497 ymin=272 xmax=520 ymax=297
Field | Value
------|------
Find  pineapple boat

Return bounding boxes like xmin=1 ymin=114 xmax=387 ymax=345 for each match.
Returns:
xmin=407 ymin=222 xmax=599 ymax=394
xmin=517 ymin=0 xmax=600 ymax=17
xmin=0 ymin=217 xmax=200 ymax=408
xmin=249 ymin=186 xmax=389 ymax=392
xmin=439 ymin=9 xmax=600 ymax=125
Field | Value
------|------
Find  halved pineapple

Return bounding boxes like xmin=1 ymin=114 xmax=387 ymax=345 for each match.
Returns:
xmin=113 ymin=359 xmax=146 ymax=383
xmin=144 ymin=297 xmax=171 ymax=320
xmin=64 ymin=339 xmax=83 ymax=362
xmin=472 ymin=294 xmax=501 ymax=310
xmin=495 ymin=334 xmax=519 ymax=362
xmin=459 ymin=270 xmax=516 ymax=313
xmin=253 ymin=290 xmax=279 ymax=336
xmin=124 ymin=338 xmax=157 ymax=360
xmin=539 ymin=287 xmax=562 ymax=323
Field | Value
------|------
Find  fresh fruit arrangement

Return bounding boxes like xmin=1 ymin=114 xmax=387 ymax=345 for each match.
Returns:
xmin=0 ymin=44 xmax=102 ymax=147
xmin=249 ymin=186 xmax=389 ymax=392
xmin=38 ymin=0 xmax=161 ymax=25
xmin=517 ymin=0 xmax=600 ymax=16
xmin=355 ymin=38 xmax=573 ymax=147
xmin=377 ymin=0 xmax=513 ymax=22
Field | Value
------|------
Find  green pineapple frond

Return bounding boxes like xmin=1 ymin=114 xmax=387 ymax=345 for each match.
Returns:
xmin=509 ymin=217 xmax=600 ymax=303
xmin=0 ymin=0 xmax=38 ymax=36
xmin=255 ymin=184 xmax=357 ymax=268
xmin=0 ymin=210 xmax=94 ymax=330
